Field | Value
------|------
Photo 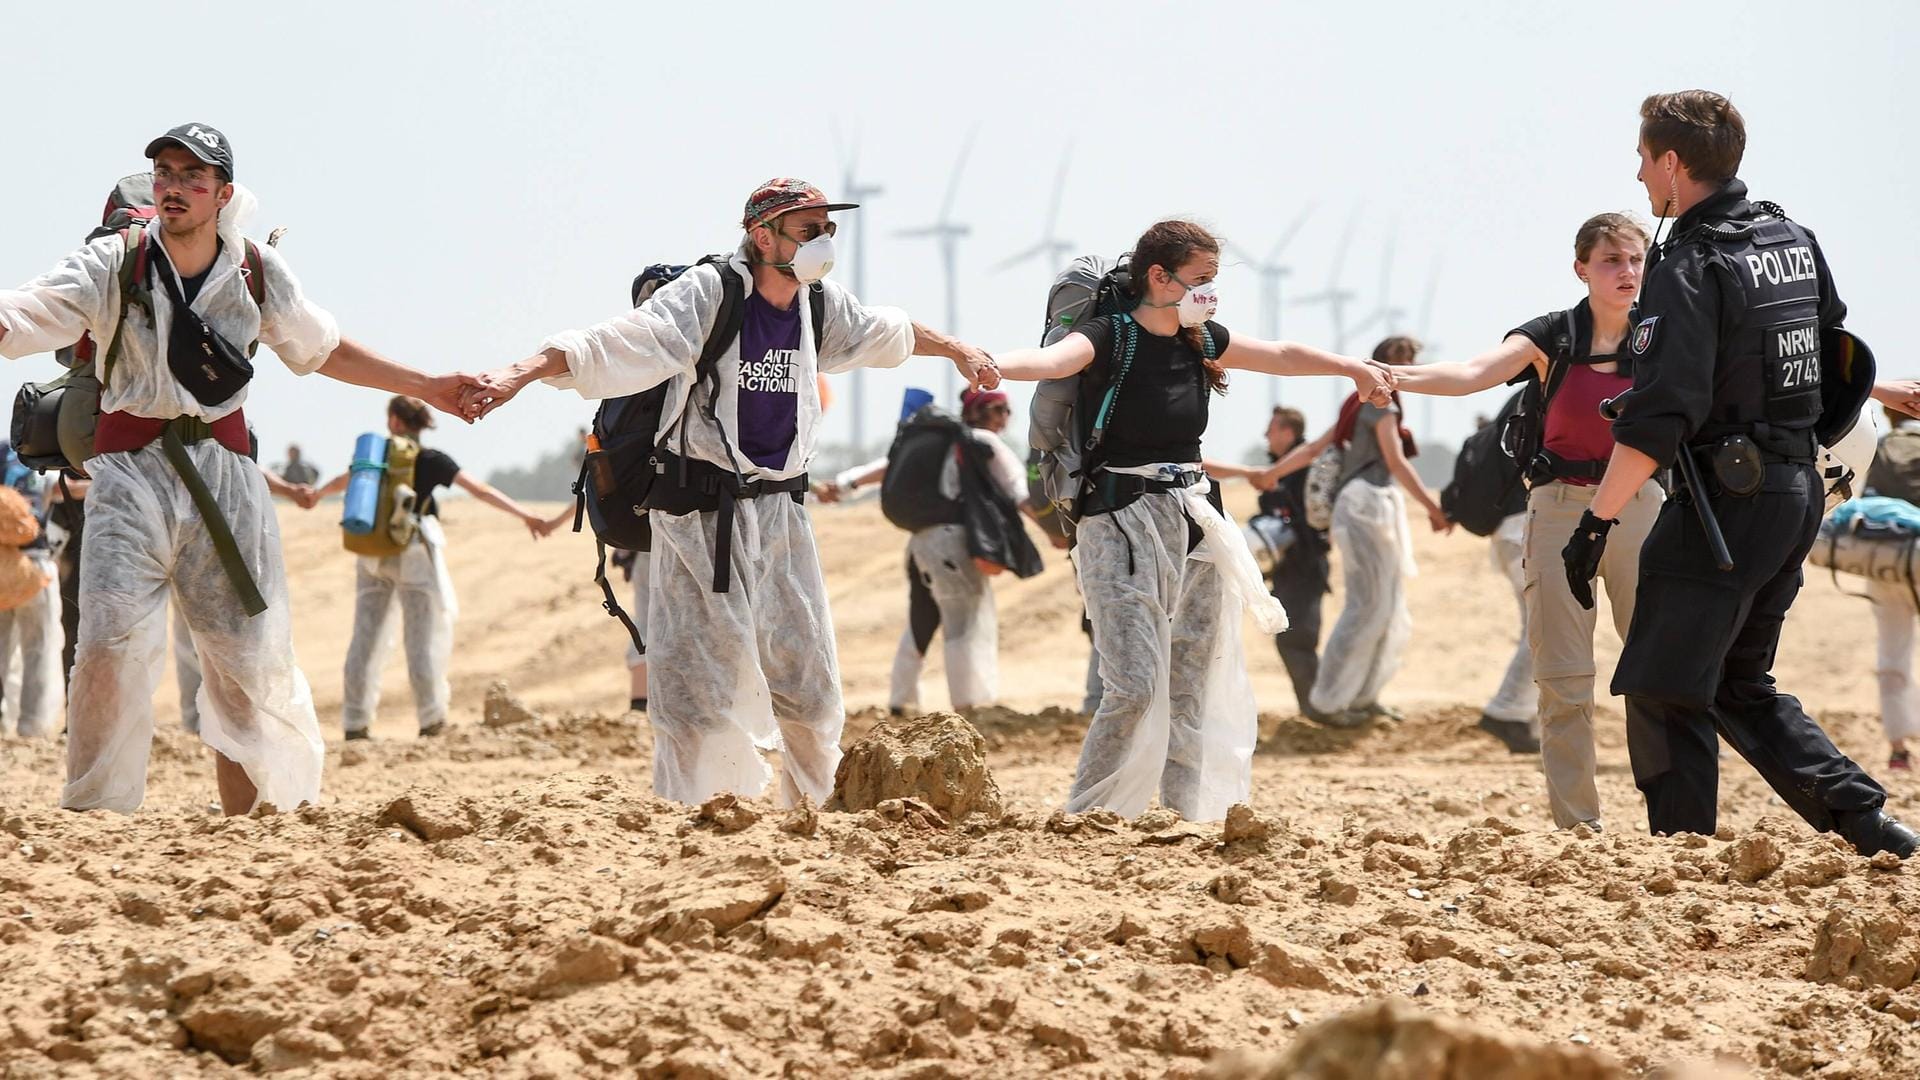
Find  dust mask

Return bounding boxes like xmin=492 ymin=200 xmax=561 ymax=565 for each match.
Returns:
xmin=1177 ymin=278 xmax=1219 ymax=328
xmin=785 ymin=234 xmax=836 ymax=285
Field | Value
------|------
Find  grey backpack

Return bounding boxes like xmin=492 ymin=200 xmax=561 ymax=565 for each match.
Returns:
xmin=1027 ymin=254 xmax=1135 ymax=530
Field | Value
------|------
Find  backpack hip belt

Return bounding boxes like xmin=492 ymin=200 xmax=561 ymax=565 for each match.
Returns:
xmin=1080 ymin=467 xmax=1206 ymax=519
xmin=94 ymin=409 xmax=266 ymax=617
xmin=643 ymin=449 xmax=808 ymax=593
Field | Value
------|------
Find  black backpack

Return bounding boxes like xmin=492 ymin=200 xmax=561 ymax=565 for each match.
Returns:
xmin=880 ymin=406 xmax=967 ymax=531
xmin=1444 ymin=308 xmax=1585 ymax=536
xmin=1441 ymin=389 xmax=1529 ymax=536
xmin=572 ymin=257 xmax=825 ymax=652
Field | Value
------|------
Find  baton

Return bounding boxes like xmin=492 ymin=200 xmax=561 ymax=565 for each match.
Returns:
xmin=1600 ymin=396 xmax=1734 ymax=572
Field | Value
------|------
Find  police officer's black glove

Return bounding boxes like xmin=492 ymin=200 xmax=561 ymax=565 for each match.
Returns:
xmin=1562 ymin=510 xmax=1615 ymax=611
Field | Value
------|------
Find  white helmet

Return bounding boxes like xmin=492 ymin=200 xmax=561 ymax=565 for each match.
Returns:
xmin=1819 ymin=403 xmax=1884 ymax=511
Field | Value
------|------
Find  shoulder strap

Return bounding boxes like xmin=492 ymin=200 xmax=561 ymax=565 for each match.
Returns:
xmin=101 ymin=224 xmax=151 ymax=389
xmin=242 ymin=240 xmax=266 ymax=308
xmin=808 ymin=284 xmax=826 ymax=353
xmin=1200 ymin=324 xmax=1218 ymax=361
xmin=696 ymin=262 xmax=746 ymax=387
xmin=1539 ymin=307 xmax=1578 ymax=407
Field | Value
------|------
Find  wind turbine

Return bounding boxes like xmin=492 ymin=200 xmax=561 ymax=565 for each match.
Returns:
xmin=1413 ymin=256 xmax=1445 ymax=441
xmin=836 ymin=135 xmax=884 ymax=455
xmin=1223 ymin=203 xmax=1314 ymax=410
xmin=993 ymin=148 xmax=1075 ymax=279
xmin=897 ymin=131 xmax=976 ymax=403
xmin=1348 ymin=230 xmax=1408 ymax=342
xmin=1296 ymin=207 xmax=1364 ymax=419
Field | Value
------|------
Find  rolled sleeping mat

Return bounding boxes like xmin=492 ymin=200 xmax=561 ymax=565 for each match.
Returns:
xmin=341 ymin=433 xmax=388 ymax=536
xmin=1807 ymin=516 xmax=1920 ymax=585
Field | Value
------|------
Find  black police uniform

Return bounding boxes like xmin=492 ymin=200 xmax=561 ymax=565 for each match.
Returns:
xmin=1256 ymin=452 xmax=1331 ymax=716
xmin=1606 ymin=178 xmax=1888 ymax=841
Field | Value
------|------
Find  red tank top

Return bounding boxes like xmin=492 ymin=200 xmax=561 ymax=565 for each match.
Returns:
xmin=1541 ymin=362 xmax=1631 ymax=486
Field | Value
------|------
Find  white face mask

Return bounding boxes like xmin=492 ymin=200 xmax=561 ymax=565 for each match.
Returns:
xmin=1175 ymin=276 xmax=1219 ymax=327
xmin=785 ymin=234 xmax=836 ymax=285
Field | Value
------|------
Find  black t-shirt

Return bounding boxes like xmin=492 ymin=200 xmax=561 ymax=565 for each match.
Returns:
xmin=1071 ymin=316 xmax=1230 ymax=468
xmin=413 ymin=448 xmax=460 ymax=517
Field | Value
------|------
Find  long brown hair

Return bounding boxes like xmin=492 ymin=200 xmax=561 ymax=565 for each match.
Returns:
xmin=1130 ymin=219 xmax=1228 ymax=394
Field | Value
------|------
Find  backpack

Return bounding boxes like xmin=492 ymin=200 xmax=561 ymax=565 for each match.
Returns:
xmin=879 ymin=406 xmax=967 ymax=531
xmin=1866 ymin=428 xmax=1920 ymax=504
xmin=1304 ymin=393 xmax=1420 ymax=530
xmin=1026 ymin=254 xmax=1135 ymax=528
xmin=571 ymin=256 xmax=826 ymax=652
xmin=1440 ymin=389 xmax=1529 ymax=536
xmin=10 ymin=172 xmax=266 ymax=475
xmin=1496 ymin=308 xmax=1580 ymax=483
xmin=341 ymin=436 xmax=421 ymax=557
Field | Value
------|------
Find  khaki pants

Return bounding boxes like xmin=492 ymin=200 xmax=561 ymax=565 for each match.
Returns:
xmin=1522 ymin=479 xmax=1663 ymax=828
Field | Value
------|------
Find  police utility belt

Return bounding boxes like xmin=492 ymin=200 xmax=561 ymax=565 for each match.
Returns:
xmin=642 ymin=447 xmax=807 ymax=593
xmin=1681 ymin=423 xmax=1818 ymax=500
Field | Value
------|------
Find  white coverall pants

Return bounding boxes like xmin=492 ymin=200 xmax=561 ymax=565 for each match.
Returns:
xmin=647 ymin=493 xmax=844 ymax=807
xmin=0 ymin=553 xmax=63 ymax=738
xmin=63 ymin=442 xmax=322 ymax=813
xmin=888 ymin=524 xmax=998 ymax=712
xmin=1311 ymin=480 xmax=1416 ymax=716
xmin=342 ymin=516 xmax=457 ymax=735
xmin=1868 ymin=578 xmax=1920 ymax=746
xmin=1068 ymin=489 xmax=1264 ymax=821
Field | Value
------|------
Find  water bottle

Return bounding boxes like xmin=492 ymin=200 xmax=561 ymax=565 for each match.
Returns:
xmin=341 ymin=433 xmax=388 ymax=535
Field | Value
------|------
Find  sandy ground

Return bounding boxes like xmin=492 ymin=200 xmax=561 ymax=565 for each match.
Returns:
xmin=2 ymin=490 xmax=1917 ymax=1077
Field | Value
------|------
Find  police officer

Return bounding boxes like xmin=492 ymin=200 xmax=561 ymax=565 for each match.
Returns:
xmin=1562 ymin=89 xmax=1916 ymax=857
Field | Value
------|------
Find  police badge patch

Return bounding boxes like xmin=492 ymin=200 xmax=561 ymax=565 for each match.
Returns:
xmin=1631 ymin=316 xmax=1660 ymax=356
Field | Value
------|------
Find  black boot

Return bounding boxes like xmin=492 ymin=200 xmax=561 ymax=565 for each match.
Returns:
xmin=1838 ymin=809 xmax=1919 ymax=858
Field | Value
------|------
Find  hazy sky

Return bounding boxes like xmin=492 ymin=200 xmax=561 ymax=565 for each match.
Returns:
xmin=5 ymin=0 xmax=1914 ymax=482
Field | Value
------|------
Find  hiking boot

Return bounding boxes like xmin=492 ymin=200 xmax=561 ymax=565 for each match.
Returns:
xmin=418 ymin=721 xmax=446 ymax=738
xmin=1890 ymin=749 xmax=1912 ymax=772
xmin=1477 ymin=714 xmax=1541 ymax=755
xmin=343 ymin=729 xmax=371 ymax=742
xmin=1839 ymin=809 xmax=1919 ymax=859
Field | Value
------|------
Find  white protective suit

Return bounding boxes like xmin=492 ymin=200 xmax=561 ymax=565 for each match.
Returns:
xmin=1068 ymin=472 xmax=1287 ymax=822
xmin=543 ymin=246 xmax=914 ymax=806
xmin=1310 ymin=479 xmax=1416 ymax=716
xmin=1482 ymin=511 xmax=1539 ymax=725
xmin=0 ymin=552 xmax=65 ymax=738
xmin=624 ymin=548 xmax=652 ymax=669
xmin=887 ymin=427 xmax=1027 ymax=712
xmin=0 ymin=196 xmax=338 ymax=812
xmin=342 ymin=515 xmax=458 ymax=735
xmin=174 ymin=602 xmax=202 ymax=733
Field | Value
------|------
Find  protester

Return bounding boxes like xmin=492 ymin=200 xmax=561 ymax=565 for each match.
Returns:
xmin=310 ymin=395 xmax=556 ymax=739
xmin=460 ymin=177 xmax=997 ymax=807
xmin=990 ymin=218 xmax=1393 ymax=820
xmin=0 ymin=123 xmax=482 ymax=813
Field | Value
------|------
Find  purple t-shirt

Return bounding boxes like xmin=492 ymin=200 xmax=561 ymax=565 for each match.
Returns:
xmin=734 ymin=291 xmax=804 ymax=469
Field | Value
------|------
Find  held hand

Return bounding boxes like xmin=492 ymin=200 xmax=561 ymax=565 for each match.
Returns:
xmin=954 ymin=345 xmax=1000 ymax=392
xmin=1427 ymin=504 xmax=1453 ymax=534
xmin=292 ymin=485 xmax=318 ymax=510
xmin=525 ymin=513 xmax=554 ymax=540
xmin=463 ymin=367 xmax=527 ymax=421
xmin=1351 ymin=359 xmax=1395 ymax=407
xmin=422 ymin=372 xmax=489 ymax=426
xmin=1561 ymin=510 xmax=1614 ymax=610
xmin=811 ymin=481 xmax=843 ymax=504
xmin=1875 ymin=379 xmax=1920 ymax=419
